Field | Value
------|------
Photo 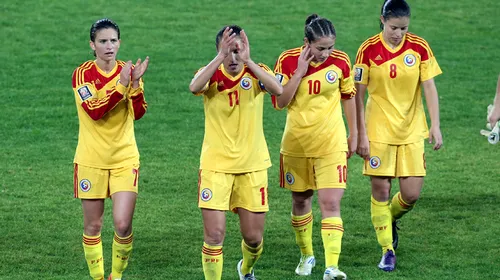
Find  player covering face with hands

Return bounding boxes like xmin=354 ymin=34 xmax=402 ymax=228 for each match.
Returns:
xmin=72 ymin=18 xmax=149 ymax=280
xmin=189 ymin=25 xmax=282 ymax=280
xmin=272 ymin=14 xmax=357 ymax=280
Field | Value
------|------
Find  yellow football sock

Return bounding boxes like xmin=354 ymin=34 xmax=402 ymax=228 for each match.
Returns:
xmin=241 ymin=239 xmax=263 ymax=275
xmin=202 ymin=242 xmax=223 ymax=280
xmin=111 ymin=232 xmax=133 ymax=279
xmin=291 ymin=211 xmax=314 ymax=256
xmin=371 ymin=196 xmax=394 ymax=252
xmin=391 ymin=192 xmax=415 ymax=221
xmin=83 ymin=234 xmax=104 ymax=280
xmin=321 ymin=217 xmax=343 ymax=268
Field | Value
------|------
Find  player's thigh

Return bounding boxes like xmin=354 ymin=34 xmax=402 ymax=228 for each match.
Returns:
xmin=280 ymin=154 xmax=315 ymax=191
xmin=315 ymin=151 xmax=348 ymax=189
xmin=109 ymin=164 xmax=140 ymax=196
xmin=74 ymin=163 xmax=109 ymax=199
xmin=363 ymin=142 xmax=397 ymax=177
xmin=231 ymin=169 xmax=269 ymax=213
xmin=396 ymin=141 xmax=426 ymax=177
xmin=198 ymin=169 xmax=234 ymax=211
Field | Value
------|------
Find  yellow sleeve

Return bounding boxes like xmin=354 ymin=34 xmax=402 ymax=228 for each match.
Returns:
xmin=420 ymin=56 xmax=442 ymax=82
xmin=340 ymin=61 xmax=356 ymax=99
xmin=353 ymin=45 xmax=370 ymax=85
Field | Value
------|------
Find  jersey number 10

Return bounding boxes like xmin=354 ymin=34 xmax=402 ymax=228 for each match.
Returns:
xmin=308 ymin=80 xmax=321 ymax=95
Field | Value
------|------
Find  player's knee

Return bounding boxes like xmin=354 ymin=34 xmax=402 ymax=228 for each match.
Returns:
xmin=205 ymin=228 xmax=225 ymax=245
xmin=401 ymin=192 xmax=419 ymax=205
xmin=318 ymin=199 xmax=340 ymax=214
xmin=114 ymin=219 xmax=132 ymax=236
xmin=292 ymin=192 xmax=313 ymax=210
xmin=84 ymin=221 xmax=103 ymax=236
xmin=242 ymin=231 xmax=263 ymax=247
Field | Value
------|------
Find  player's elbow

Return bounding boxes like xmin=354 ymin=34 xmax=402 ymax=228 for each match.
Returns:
xmin=272 ymin=84 xmax=283 ymax=96
xmin=189 ymin=81 xmax=202 ymax=94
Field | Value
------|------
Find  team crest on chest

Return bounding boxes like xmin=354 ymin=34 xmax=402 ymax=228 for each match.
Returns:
xmin=240 ymin=77 xmax=252 ymax=90
xmin=325 ymin=70 xmax=338 ymax=84
xmin=403 ymin=54 xmax=416 ymax=67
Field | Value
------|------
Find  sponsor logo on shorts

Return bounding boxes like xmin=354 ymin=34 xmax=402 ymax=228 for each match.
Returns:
xmin=80 ymin=179 xmax=91 ymax=192
xmin=354 ymin=67 xmax=363 ymax=82
xmin=369 ymin=156 xmax=381 ymax=169
xmin=240 ymin=77 xmax=252 ymax=90
xmin=285 ymin=172 xmax=295 ymax=185
xmin=325 ymin=70 xmax=338 ymax=84
xmin=200 ymin=188 xmax=213 ymax=202
xmin=404 ymin=54 xmax=416 ymax=67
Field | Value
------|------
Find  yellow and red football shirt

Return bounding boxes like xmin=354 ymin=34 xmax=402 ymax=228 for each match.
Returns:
xmin=273 ymin=47 xmax=356 ymax=157
xmin=354 ymin=32 xmax=442 ymax=144
xmin=72 ymin=60 xmax=147 ymax=169
xmin=194 ymin=63 xmax=273 ymax=173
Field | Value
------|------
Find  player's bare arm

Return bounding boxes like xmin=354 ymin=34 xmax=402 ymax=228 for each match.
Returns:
xmin=488 ymin=74 xmax=500 ymax=128
xmin=355 ymin=83 xmax=370 ymax=160
xmin=341 ymin=97 xmax=357 ymax=159
xmin=237 ymin=30 xmax=283 ymax=96
xmin=276 ymin=46 xmax=314 ymax=108
xmin=131 ymin=56 xmax=150 ymax=89
xmin=189 ymin=27 xmax=237 ymax=93
xmin=422 ymin=78 xmax=443 ymax=150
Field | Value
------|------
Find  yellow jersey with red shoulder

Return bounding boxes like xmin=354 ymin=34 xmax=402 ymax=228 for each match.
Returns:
xmin=354 ymin=32 xmax=442 ymax=144
xmin=194 ymin=63 xmax=273 ymax=173
xmin=72 ymin=60 xmax=147 ymax=169
xmin=273 ymin=47 xmax=356 ymax=157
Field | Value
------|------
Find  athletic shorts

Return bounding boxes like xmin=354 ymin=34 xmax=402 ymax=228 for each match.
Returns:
xmin=73 ymin=163 xmax=140 ymax=199
xmin=197 ymin=169 xmax=269 ymax=213
xmin=363 ymin=141 xmax=426 ymax=177
xmin=279 ymin=152 xmax=348 ymax=191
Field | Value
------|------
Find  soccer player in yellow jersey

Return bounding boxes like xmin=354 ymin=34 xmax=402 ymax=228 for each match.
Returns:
xmin=71 ymin=19 xmax=149 ymax=280
xmin=354 ymin=0 xmax=443 ymax=272
xmin=189 ymin=26 xmax=282 ymax=280
xmin=273 ymin=14 xmax=357 ymax=280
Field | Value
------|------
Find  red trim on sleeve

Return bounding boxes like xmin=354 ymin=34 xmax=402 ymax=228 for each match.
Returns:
xmin=81 ymin=90 xmax=124 ymax=120
xmin=131 ymin=92 xmax=148 ymax=120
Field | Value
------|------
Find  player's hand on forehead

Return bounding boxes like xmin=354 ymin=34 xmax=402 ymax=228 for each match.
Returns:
xmin=235 ymin=30 xmax=250 ymax=62
xmin=218 ymin=27 xmax=237 ymax=57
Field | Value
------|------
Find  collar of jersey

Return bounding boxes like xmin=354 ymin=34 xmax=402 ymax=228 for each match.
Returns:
xmin=94 ymin=60 xmax=119 ymax=78
xmin=379 ymin=32 xmax=406 ymax=54
xmin=220 ymin=64 xmax=246 ymax=81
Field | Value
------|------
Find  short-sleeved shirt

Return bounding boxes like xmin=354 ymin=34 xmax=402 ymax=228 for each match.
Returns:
xmin=273 ymin=47 xmax=356 ymax=157
xmin=354 ymin=32 xmax=442 ymax=144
